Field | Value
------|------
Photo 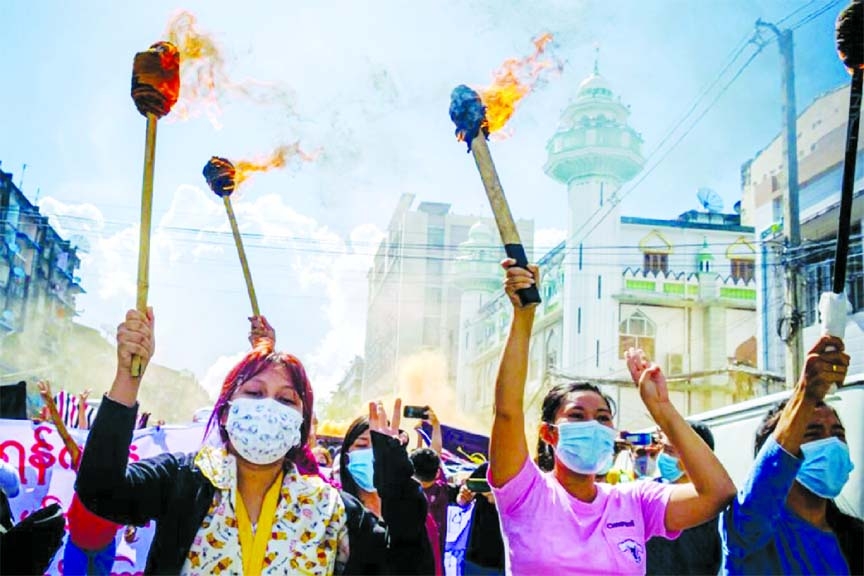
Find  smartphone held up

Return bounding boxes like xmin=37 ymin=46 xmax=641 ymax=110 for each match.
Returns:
xmin=403 ymin=405 xmax=430 ymax=419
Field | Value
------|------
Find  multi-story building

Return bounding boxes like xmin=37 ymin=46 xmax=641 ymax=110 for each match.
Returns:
xmin=454 ymin=66 xmax=760 ymax=431
xmin=322 ymin=355 xmax=364 ymax=422
xmin=742 ymin=84 xmax=864 ymax=376
xmin=362 ymin=193 xmax=532 ymax=400
xmin=0 ymin=168 xmax=84 ymax=368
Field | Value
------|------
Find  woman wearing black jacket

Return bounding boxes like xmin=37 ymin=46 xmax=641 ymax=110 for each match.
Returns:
xmin=76 ymin=309 xmax=350 ymax=574
xmin=339 ymin=400 xmax=436 ymax=575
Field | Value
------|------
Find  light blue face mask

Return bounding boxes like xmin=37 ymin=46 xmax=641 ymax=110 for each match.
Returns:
xmin=796 ymin=437 xmax=854 ymax=499
xmin=554 ymin=420 xmax=617 ymax=475
xmin=657 ymin=452 xmax=685 ymax=483
xmin=346 ymin=447 xmax=376 ymax=492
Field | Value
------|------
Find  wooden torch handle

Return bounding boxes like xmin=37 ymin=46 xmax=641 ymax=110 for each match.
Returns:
xmin=131 ymin=113 xmax=158 ymax=377
xmin=223 ymin=196 xmax=260 ymax=317
xmin=470 ymin=135 xmax=541 ymax=306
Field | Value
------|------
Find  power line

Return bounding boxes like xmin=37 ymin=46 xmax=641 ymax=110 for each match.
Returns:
xmin=574 ymin=47 xmax=767 ymax=245
xmin=789 ymin=0 xmax=844 ymax=29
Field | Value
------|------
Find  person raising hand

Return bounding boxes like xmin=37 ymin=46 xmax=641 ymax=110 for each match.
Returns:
xmin=488 ymin=259 xmax=736 ymax=575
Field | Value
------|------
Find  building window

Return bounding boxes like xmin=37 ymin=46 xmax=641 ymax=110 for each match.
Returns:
xmin=426 ymin=286 xmax=442 ymax=305
xmin=428 ymin=226 xmax=445 ymax=247
xmin=423 ymin=317 xmax=440 ymax=347
xmin=730 ymin=258 xmax=755 ymax=283
xmin=771 ymin=196 xmax=783 ymax=223
xmin=666 ymin=353 xmax=684 ymax=375
xmin=802 ymin=231 xmax=864 ymax=324
xmin=643 ymin=252 xmax=668 ymax=275
xmin=619 ymin=310 xmax=656 ymax=359
xmin=597 ymin=275 xmax=602 ymax=300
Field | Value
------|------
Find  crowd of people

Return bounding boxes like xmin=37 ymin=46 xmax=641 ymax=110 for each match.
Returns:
xmin=0 ymin=259 xmax=861 ymax=575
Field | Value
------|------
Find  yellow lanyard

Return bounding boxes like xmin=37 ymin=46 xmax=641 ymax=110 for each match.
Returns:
xmin=235 ymin=471 xmax=284 ymax=576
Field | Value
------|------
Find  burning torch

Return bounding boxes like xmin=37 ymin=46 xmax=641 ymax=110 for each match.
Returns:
xmin=203 ymin=157 xmax=260 ymax=317
xmin=450 ymin=85 xmax=541 ymax=306
xmin=819 ymin=0 xmax=862 ymax=346
xmin=129 ymin=42 xmax=180 ymax=376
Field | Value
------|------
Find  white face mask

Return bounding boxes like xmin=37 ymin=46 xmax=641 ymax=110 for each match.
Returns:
xmin=225 ymin=397 xmax=303 ymax=465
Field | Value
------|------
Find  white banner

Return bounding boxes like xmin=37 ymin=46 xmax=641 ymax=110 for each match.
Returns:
xmin=1 ymin=418 xmax=206 ymax=575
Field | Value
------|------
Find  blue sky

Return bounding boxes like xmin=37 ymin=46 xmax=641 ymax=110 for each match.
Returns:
xmin=0 ymin=1 xmax=849 ymax=402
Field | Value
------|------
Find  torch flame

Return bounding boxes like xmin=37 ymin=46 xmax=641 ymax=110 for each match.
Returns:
xmin=163 ymin=11 xmax=293 ymax=128
xmin=234 ymin=144 xmax=319 ymax=188
xmin=478 ymin=32 xmax=558 ymax=134
xmin=164 ymin=11 xmax=225 ymax=126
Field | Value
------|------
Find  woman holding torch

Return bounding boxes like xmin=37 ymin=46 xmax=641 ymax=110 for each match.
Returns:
xmin=488 ymin=260 xmax=736 ymax=574
xmin=75 ymin=308 xmax=348 ymax=574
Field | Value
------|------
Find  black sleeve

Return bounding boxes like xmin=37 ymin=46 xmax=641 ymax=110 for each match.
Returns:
xmin=447 ymin=483 xmax=460 ymax=504
xmin=75 ymin=395 xmax=187 ymax=526
xmin=371 ymin=431 xmax=434 ymax=573
xmin=340 ymin=491 xmax=389 ymax=576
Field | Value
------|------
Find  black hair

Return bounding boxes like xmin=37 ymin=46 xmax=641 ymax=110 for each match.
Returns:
xmin=687 ymin=420 xmax=715 ymax=452
xmin=339 ymin=416 xmax=370 ymax=499
xmin=753 ymin=399 xmax=838 ymax=458
xmin=753 ymin=398 xmax=862 ymax=573
xmin=536 ymin=382 xmax=616 ymax=472
xmin=410 ymin=448 xmax=440 ymax=482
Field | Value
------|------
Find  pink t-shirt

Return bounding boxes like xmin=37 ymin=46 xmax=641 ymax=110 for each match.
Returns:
xmin=491 ymin=458 xmax=680 ymax=575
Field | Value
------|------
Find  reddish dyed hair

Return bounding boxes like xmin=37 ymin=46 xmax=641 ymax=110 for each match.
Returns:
xmin=204 ymin=342 xmax=315 ymax=465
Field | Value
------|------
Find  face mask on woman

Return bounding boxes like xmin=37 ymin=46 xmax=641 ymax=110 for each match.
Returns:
xmin=554 ymin=420 xmax=617 ymax=475
xmin=796 ymin=437 xmax=855 ymax=499
xmin=225 ymin=397 xmax=303 ymax=465
xmin=346 ymin=448 xmax=377 ymax=492
xmin=657 ymin=452 xmax=685 ymax=483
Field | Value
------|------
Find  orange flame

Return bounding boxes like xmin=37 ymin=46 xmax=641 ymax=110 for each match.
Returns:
xmin=164 ymin=11 xmax=292 ymax=128
xmin=164 ymin=11 xmax=225 ymax=126
xmin=234 ymin=144 xmax=319 ymax=188
xmin=479 ymin=33 xmax=559 ymax=134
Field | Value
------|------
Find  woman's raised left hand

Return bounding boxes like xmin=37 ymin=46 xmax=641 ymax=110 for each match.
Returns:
xmin=369 ymin=398 xmax=402 ymax=439
xmin=625 ymin=348 xmax=670 ymax=408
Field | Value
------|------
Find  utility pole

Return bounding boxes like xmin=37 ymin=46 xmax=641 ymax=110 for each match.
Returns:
xmin=756 ymin=19 xmax=803 ymax=388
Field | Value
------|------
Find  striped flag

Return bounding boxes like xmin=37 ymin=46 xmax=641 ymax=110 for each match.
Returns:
xmin=53 ymin=390 xmax=95 ymax=429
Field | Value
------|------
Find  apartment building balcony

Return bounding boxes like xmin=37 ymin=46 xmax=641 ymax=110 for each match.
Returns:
xmin=618 ymin=268 xmax=756 ymax=308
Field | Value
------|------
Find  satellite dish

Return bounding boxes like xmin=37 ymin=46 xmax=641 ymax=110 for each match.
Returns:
xmin=733 ymin=201 xmax=742 ymax=215
xmin=69 ymin=235 xmax=91 ymax=254
xmin=697 ymin=188 xmax=724 ymax=213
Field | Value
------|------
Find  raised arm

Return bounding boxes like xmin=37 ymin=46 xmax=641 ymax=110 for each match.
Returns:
xmin=37 ymin=381 xmax=80 ymax=468
xmin=774 ymin=336 xmax=848 ymax=455
xmin=489 ymin=260 xmax=538 ymax=488
xmin=626 ymin=349 xmax=736 ymax=532
xmin=76 ymin=308 xmax=182 ymax=526
xmin=76 ymin=389 xmax=91 ymax=430
xmin=721 ymin=336 xmax=849 ymax=553
xmin=427 ymin=407 xmax=443 ymax=455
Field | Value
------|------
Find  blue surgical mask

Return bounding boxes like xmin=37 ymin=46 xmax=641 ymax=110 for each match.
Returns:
xmin=346 ymin=448 xmax=376 ymax=492
xmin=657 ymin=452 xmax=684 ymax=483
xmin=554 ymin=421 xmax=617 ymax=475
xmin=796 ymin=437 xmax=854 ymax=499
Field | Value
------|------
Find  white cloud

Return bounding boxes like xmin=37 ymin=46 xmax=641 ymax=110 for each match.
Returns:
xmin=40 ymin=186 xmax=384 ymax=403
xmin=200 ymin=350 xmax=247 ymax=400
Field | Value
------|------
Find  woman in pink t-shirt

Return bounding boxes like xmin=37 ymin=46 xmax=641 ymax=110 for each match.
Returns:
xmin=489 ymin=261 xmax=737 ymax=575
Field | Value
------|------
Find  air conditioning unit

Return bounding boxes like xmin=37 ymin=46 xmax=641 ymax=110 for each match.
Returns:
xmin=666 ymin=353 xmax=683 ymax=376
